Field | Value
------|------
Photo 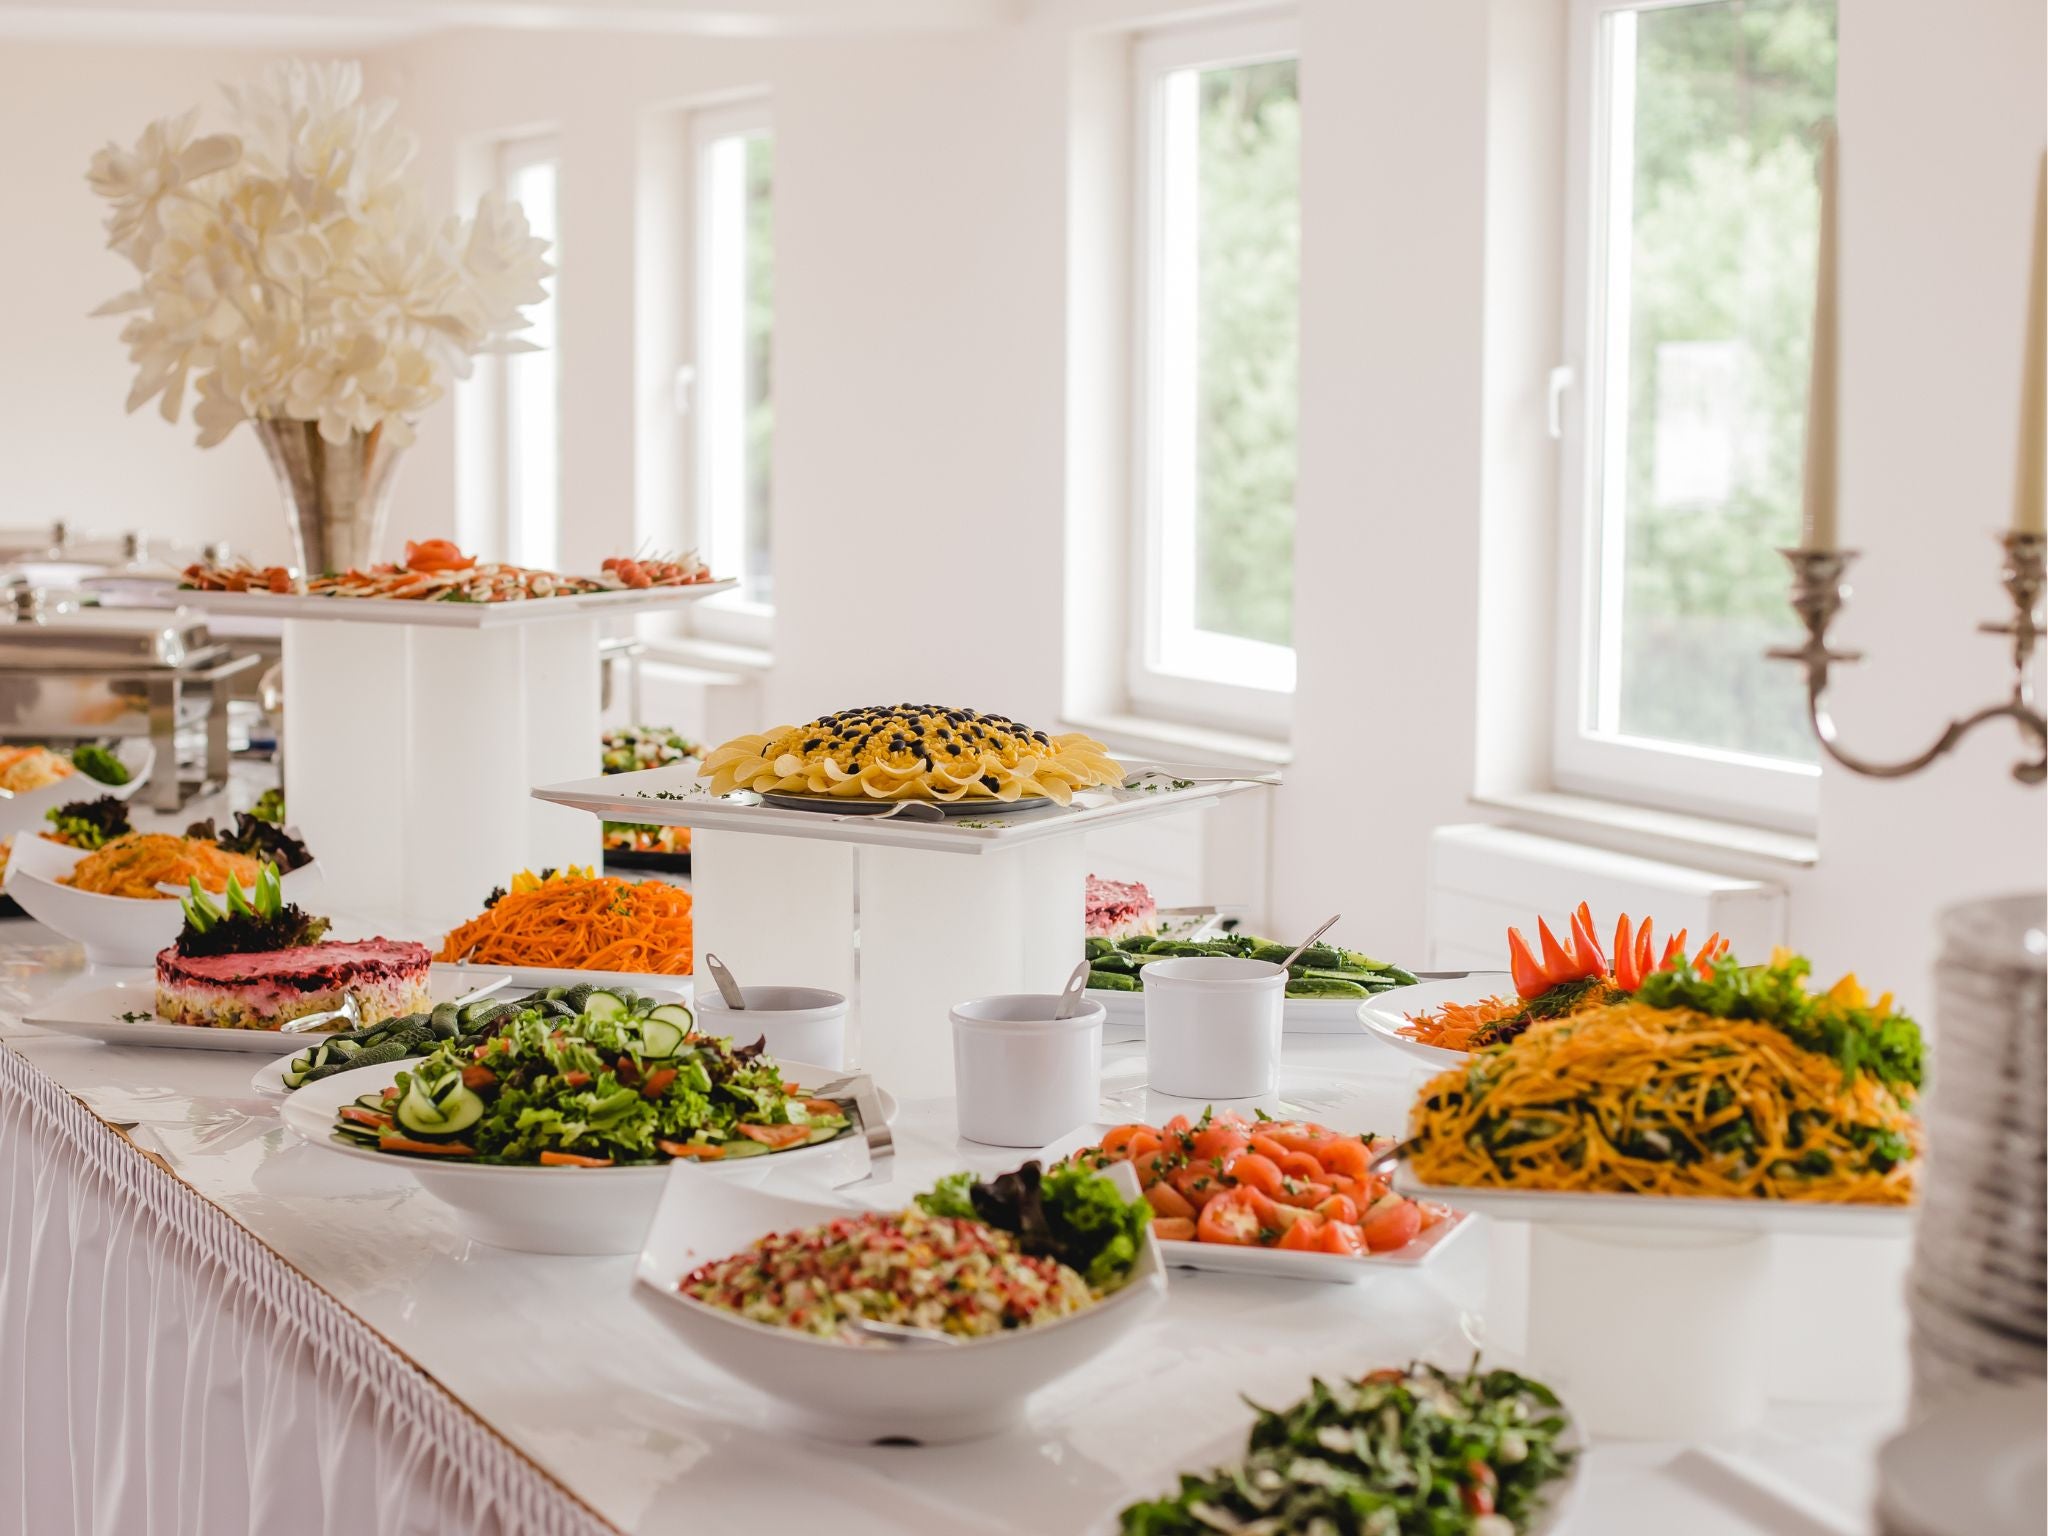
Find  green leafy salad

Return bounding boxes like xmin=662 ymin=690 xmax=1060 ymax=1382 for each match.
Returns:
xmin=44 ymin=795 xmax=132 ymax=850
xmin=327 ymin=992 xmax=849 ymax=1166
xmin=70 ymin=743 xmax=130 ymax=785
xmin=1119 ymin=1360 xmax=1575 ymax=1536
xmin=918 ymin=1158 xmax=1153 ymax=1291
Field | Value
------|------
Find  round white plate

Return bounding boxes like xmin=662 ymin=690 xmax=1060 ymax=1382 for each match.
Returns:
xmin=1877 ymin=1383 xmax=2045 ymax=1536
xmin=247 ymin=980 xmax=690 ymax=1095
xmin=761 ymin=792 xmax=1058 ymax=818
xmin=1355 ymin=974 xmax=1516 ymax=1068
xmin=0 ymin=740 xmax=154 ymax=836
xmin=436 ymin=959 xmax=697 ymax=997
xmin=280 ymin=1056 xmax=894 ymax=1254
xmin=23 ymin=963 xmax=502 ymax=1054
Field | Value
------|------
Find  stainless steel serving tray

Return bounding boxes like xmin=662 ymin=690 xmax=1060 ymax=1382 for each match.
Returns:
xmin=0 ymin=607 xmax=215 ymax=670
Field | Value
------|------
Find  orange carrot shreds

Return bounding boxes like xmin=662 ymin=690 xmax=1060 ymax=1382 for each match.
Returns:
xmin=435 ymin=871 xmax=693 ymax=974
xmin=62 ymin=832 xmax=264 ymax=900
xmin=1399 ymin=994 xmax=1523 ymax=1051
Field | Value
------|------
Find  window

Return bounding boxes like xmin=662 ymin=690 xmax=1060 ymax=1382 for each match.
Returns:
xmin=689 ymin=103 xmax=775 ymax=645
xmin=1556 ymin=0 xmax=1834 ymax=828
xmin=1131 ymin=20 xmax=1300 ymax=731
xmin=499 ymin=136 xmax=560 ymax=570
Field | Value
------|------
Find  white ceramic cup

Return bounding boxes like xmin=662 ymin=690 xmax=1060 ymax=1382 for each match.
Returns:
xmin=951 ymin=993 xmax=1106 ymax=1148
xmin=693 ymin=986 xmax=849 ymax=1070
xmin=1142 ymin=956 xmax=1285 ymax=1098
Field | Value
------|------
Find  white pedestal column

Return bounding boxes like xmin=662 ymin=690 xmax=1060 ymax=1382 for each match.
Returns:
xmin=282 ymin=617 xmax=601 ymax=928
xmin=1525 ymin=1223 xmax=1772 ymax=1440
xmin=282 ymin=619 xmax=408 ymax=913
xmin=689 ymin=831 xmax=1085 ymax=1102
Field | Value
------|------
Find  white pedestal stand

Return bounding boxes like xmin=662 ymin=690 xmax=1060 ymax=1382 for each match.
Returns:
xmin=284 ymin=615 xmax=601 ymax=923
xmin=692 ymin=832 xmax=1086 ymax=1100
xmin=1525 ymin=1224 xmax=1771 ymax=1441
xmin=533 ymin=766 xmax=1271 ymax=1103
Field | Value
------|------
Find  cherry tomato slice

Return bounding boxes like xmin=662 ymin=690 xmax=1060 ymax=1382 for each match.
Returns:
xmin=1317 ymin=1220 xmax=1366 ymax=1255
xmin=1196 ymin=1189 xmax=1265 ymax=1246
xmin=1279 ymin=1214 xmax=1326 ymax=1251
xmin=1361 ymin=1196 xmax=1424 ymax=1253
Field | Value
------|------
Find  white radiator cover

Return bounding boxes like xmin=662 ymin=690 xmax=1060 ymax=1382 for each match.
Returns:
xmin=1427 ymin=825 xmax=1786 ymax=971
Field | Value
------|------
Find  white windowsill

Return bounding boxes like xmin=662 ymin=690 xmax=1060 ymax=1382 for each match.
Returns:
xmin=1063 ymin=711 xmax=1292 ymax=770
xmin=1473 ymin=788 xmax=1818 ymax=869
xmin=639 ymin=635 xmax=774 ymax=679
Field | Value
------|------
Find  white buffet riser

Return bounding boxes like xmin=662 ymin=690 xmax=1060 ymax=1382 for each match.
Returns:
xmin=534 ymin=766 xmax=1271 ymax=1099
xmin=184 ymin=583 xmax=730 ymax=924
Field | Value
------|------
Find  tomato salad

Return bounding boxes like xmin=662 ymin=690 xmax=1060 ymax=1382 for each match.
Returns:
xmin=1067 ymin=1109 xmax=1449 ymax=1257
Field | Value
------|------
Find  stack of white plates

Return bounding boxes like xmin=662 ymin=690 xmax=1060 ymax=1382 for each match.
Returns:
xmin=1875 ymin=1383 xmax=2045 ymax=1536
xmin=1904 ymin=895 xmax=2047 ymax=1407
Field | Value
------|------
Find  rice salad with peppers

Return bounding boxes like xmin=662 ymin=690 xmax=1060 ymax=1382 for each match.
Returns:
xmin=680 ymin=1160 xmax=1151 ymax=1343
xmin=329 ymin=1001 xmax=850 ymax=1166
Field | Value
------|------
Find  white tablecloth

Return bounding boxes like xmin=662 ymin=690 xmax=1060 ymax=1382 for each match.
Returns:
xmin=0 ymin=928 xmax=1909 ymax=1536
xmin=0 ymin=1041 xmax=614 ymax=1536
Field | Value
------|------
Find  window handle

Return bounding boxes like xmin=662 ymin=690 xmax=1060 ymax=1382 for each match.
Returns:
xmin=1547 ymin=364 xmax=1574 ymax=440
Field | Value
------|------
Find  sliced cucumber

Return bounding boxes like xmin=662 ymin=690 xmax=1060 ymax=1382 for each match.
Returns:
xmin=561 ymin=983 xmax=596 ymax=1013
xmin=395 ymin=1078 xmax=485 ymax=1137
xmin=717 ymin=1137 xmax=772 ymax=1159
xmin=636 ymin=1015 xmax=688 ymax=1058
xmin=803 ymin=1123 xmax=848 ymax=1145
xmin=646 ymin=1002 xmax=694 ymax=1032
xmin=581 ymin=988 xmax=628 ymax=1022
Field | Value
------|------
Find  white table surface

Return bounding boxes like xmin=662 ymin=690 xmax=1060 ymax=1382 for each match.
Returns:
xmin=0 ymin=922 xmax=1904 ymax=1536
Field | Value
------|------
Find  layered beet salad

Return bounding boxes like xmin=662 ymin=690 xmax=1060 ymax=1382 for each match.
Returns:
xmin=155 ymin=865 xmax=430 ymax=1030
xmin=1085 ymin=874 xmax=1156 ymax=940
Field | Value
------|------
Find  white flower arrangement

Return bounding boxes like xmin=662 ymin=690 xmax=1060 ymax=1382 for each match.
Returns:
xmin=87 ymin=59 xmax=551 ymax=449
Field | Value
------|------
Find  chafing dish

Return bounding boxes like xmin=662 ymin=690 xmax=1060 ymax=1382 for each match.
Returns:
xmin=0 ymin=589 xmax=257 ymax=810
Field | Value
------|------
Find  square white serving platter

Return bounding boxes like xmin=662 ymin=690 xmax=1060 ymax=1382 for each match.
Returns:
xmin=172 ymin=579 xmax=736 ymax=629
xmin=23 ymin=962 xmax=507 ymax=1054
xmin=532 ymin=759 xmax=1277 ymax=856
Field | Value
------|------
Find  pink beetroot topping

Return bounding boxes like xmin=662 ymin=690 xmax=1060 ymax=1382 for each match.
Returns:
xmin=1085 ymin=875 xmax=1157 ymax=938
xmin=156 ymin=937 xmax=430 ymax=991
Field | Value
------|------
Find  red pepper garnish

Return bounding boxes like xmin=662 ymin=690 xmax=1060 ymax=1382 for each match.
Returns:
xmin=1634 ymin=919 xmax=1655 ymax=983
xmin=1612 ymin=913 xmax=1640 ymax=991
xmin=1507 ymin=927 xmax=1549 ymax=999
xmin=1536 ymin=917 xmax=1579 ymax=986
xmin=1659 ymin=928 xmax=1689 ymax=970
xmin=1571 ymin=902 xmax=1609 ymax=976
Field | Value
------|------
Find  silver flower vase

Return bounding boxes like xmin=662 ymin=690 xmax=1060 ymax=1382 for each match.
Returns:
xmin=253 ymin=418 xmax=407 ymax=575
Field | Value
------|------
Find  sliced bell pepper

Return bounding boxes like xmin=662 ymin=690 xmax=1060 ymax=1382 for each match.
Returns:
xmin=1536 ymin=917 xmax=1580 ymax=984
xmin=1612 ymin=913 xmax=1640 ymax=991
xmin=1571 ymin=903 xmax=1610 ymax=976
xmin=1693 ymin=933 xmax=1727 ymax=974
xmin=1507 ymin=927 xmax=1549 ymax=999
xmin=1634 ymin=919 xmax=1654 ymax=982
xmin=1659 ymin=928 xmax=1689 ymax=971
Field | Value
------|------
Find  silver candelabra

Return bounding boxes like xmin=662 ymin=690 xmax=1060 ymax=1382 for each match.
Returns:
xmin=1768 ymin=530 xmax=2046 ymax=783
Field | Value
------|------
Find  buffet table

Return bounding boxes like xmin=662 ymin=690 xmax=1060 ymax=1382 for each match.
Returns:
xmin=0 ymin=924 xmax=1910 ymax=1536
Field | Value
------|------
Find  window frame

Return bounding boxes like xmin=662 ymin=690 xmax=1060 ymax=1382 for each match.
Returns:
xmin=494 ymin=133 xmax=561 ymax=571
xmin=1127 ymin=15 xmax=1301 ymax=737
xmin=1551 ymin=0 xmax=1821 ymax=833
xmin=683 ymin=98 xmax=775 ymax=652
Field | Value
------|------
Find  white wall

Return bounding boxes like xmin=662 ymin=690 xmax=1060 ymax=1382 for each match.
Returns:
xmin=0 ymin=42 xmax=293 ymax=557
xmin=1 ymin=1 xmax=2040 ymax=1010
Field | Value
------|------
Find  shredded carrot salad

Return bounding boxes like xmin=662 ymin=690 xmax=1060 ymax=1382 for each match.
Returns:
xmin=61 ymin=833 xmax=263 ymax=900
xmin=1405 ymin=999 xmax=1919 ymax=1204
xmin=436 ymin=870 xmax=693 ymax=974
xmin=1399 ymin=994 xmax=1523 ymax=1051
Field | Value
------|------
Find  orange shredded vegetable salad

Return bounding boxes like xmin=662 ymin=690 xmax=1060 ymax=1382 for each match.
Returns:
xmin=436 ymin=871 xmax=693 ymax=974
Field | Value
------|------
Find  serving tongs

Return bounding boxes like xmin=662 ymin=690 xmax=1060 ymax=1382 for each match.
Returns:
xmin=802 ymin=1069 xmax=895 ymax=1187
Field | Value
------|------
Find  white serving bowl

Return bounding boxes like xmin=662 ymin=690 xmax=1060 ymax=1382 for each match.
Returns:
xmin=3 ymin=833 xmax=326 ymax=967
xmin=279 ymin=1056 xmax=891 ymax=1255
xmin=632 ymin=1160 xmax=1164 ymax=1443
xmin=952 ymin=992 xmax=1104 ymax=1147
xmin=694 ymin=985 xmax=848 ymax=1069
xmin=0 ymin=740 xmax=153 ymax=836
xmin=1142 ymin=955 xmax=1285 ymax=1098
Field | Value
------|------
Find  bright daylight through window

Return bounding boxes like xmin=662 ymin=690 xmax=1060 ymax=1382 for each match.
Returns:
xmin=500 ymin=139 xmax=559 ymax=571
xmin=1133 ymin=23 xmax=1299 ymax=729
xmin=693 ymin=108 xmax=776 ymax=635
xmin=1559 ymin=0 xmax=1833 ymax=825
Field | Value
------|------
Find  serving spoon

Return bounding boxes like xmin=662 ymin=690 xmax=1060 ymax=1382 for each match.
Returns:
xmin=1053 ymin=959 xmax=1090 ymax=1020
xmin=702 ymin=952 xmax=747 ymax=1010
xmin=1278 ymin=913 xmax=1342 ymax=971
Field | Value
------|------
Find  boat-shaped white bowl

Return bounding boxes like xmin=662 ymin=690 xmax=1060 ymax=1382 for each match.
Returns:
xmin=632 ymin=1161 xmax=1166 ymax=1444
xmin=0 ymin=740 xmax=153 ymax=836
xmin=2 ymin=833 xmax=326 ymax=967
xmin=280 ymin=1056 xmax=892 ymax=1255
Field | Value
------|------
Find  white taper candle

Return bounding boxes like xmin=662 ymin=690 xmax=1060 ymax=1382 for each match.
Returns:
xmin=2016 ymin=152 xmax=2045 ymax=537
xmin=1800 ymin=123 xmax=1841 ymax=551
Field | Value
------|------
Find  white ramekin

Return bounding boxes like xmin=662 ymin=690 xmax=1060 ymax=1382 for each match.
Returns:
xmin=950 ymin=993 xmax=1106 ymax=1148
xmin=1141 ymin=956 xmax=1285 ymax=1098
xmin=693 ymin=986 xmax=849 ymax=1070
